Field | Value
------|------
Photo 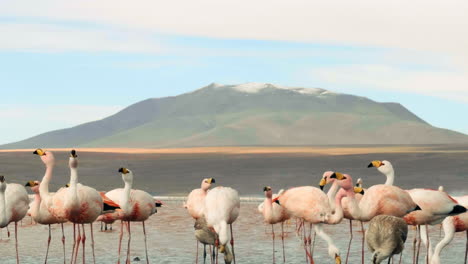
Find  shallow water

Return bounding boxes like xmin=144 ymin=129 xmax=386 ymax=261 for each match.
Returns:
xmin=0 ymin=202 xmax=466 ymax=264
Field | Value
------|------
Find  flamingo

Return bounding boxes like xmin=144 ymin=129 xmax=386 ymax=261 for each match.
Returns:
xmin=366 ymin=215 xmax=408 ymax=264
xmin=34 ymin=149 xmax=103 ymax=264
xmin=186 ymin=178 xmax=215 ymax=219
xmin=0 ymin=175 xmax=30 ymax=264
xmin=369 ymin=160 xmax=466 ymax=263
xmin=322 ymin=171 xmax=418 ymax=264
xmin=204 ymin=186 xmax=240 ymax=264
xmin=102 ymin=167 xmax=157 ymax=264
xmin=261 ymin=186 xmax=291 ymax=263
xmin=431 ymin=195 xmax=468 ymax=264
xmin=321 ymin=172 xmax=365 ymax=264
xmin=274 ymin=171 xmax=349 ymax=264
xmin=25 ymin=180 xmax=68 ymax=264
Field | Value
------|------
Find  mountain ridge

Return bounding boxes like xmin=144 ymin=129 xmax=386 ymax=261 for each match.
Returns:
xmin=2 ymin=83 xmax=467 ymax=149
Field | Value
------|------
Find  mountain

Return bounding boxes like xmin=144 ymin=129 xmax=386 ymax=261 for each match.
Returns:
xmin=3 ymin=82 xmax=468 ymax=148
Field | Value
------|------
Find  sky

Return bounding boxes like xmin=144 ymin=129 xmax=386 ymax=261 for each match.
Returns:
xmin=1 ymin=0 xmax=468 ymax=144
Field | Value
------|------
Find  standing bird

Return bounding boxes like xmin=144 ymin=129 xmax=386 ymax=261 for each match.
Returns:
xmin=25 ymin=180 xmax=67 ymax=264
xmin=0 ymin=175 xmax=29 ymax=264
xmin=369 ymin=160 xmax=466 ymax=263
xmin=103 ymin=167 xmax=157 ymax=264
xmin=275 ymin=171 xmax=349 ymax=264
xmin=186 ymin=178 xmax=215 ymax=219
xmin=431 ymin=195 xmax=468 ymax=264
xmin=366 ymin=215 xmax=408 ymax=264
xmin=204 ymin=186 xmax=240 ymax=264
xmin=262 ymin=186 xmax=290 ymax=263
xmin=195 ymin=216 xmax=233 ymax=264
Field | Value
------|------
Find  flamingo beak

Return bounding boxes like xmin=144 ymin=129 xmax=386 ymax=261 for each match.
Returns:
xmin=219 ymin=244 xmax=226 ymax=253
xmin=368 ymin=160 xmax=382 ymax=168
xmin=319 ymin=178 xmax=327 ymax=190
xmin=33 ymin=148 xmax=46 ymax=156
xmin=330 ymin=172 xmax=345 ymax=180
xmin=208 ymin=178 xmax=215 ymax=184
xmin=354 ymin=187 xmax=365 ymax=195
xmin=335 ymin=254 xmax=341 ymax=264
xmin=25 ymin=181 xmax=37 ymax=187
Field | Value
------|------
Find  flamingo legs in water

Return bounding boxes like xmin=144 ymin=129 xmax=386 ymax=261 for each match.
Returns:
xmin=61 ymin=223 xmax=66 ymax=264
xmin=196 ymin=240 xmax=199 ymax=264
xmin=126 ymin=221 xmax=131 ymax=264
xmin=118 ymin=221 xmax=124 ymax=264
xmin=399 ymin=252 xmax=403 ymax=264
xmin=73 ymin=224 xmax=81 ymax=264
xmin=82 ymin=224 xmax=86 ymax=264
xmin=142 ymin=221 xmax=149 ymax=264
xmin=345 ymin=220 xmax=353 ymax=264
xmin=15 ymin=222 xmax=19 ymax=264
xmin=45 ymin=224 xmax=52 ymax=264
xmin=360 ymin=221 xmax=365 ymax=264
xmin=271 ymin=224 xmax=276 ymax=264
xmin=413 ymin=227 xmax=417 ymax=264
xmin=91 ymin=223 xmax=96 ymax=264
xmin=230 ymin=224 xmax=236 ymax=264
xmin=416 ymin=226 xmax=421 ymax=264
xmin=281 ymin=222 xmax=286 ymax=263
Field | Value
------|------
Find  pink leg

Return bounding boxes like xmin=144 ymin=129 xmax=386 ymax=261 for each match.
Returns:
xmin=416 ymin=226 xmax=421 ymax=264
xmin=361 ymin=221 xmax=365 ymax=264
xmin=71 ymin=224 xmax=76 ymax=264
xmin=62 ymin=223 xmax=66 ymax=264
xmin=15 ymin=222 xmax=19 ymax=264
xmin=281 ymin=222 xmax=286 ymax=263
xmin=8 ymin=225 xmax=10 ymax=238
xmin=230 ymin=224 xmax=236 ymax=264
xmin=118 ymin=221 xmax=124 ymax=264
xmin=303 ymin=221 xmax=308 ymax=263
xmin=73 ymin=224 xmax=81 ymax=264
xmin=464 ymin=230 xmax=467 ymax=264
xmin=346 ymin=220 xmax=353 ymax=264
xmin=272 ymin=224 xmax=276 ymax=264
xmin=196 ymin=240 xmax=199 ymax=264
xmin=143 ymin=221 xmax=149 ymax=264
xmin=399 ymin=252 xmax=403 ymax=264
xmin=425 ymin=224 xmax=429 ymax=264
xmin=90 ymin=223 xmax=96 ymax=264
xmin=44 ymin=224 xmax=52 ymax=264
xmin=82 ymin=224 xmax=86 ymax=264
xmin=126 ymin=221 xmax=131 ymax=264
xmin=413 ymin=227 xmax=417 ymax=264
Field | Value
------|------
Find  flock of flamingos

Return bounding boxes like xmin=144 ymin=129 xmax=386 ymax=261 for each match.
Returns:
xmin=0 ymin=149 xmax=467 ymax=264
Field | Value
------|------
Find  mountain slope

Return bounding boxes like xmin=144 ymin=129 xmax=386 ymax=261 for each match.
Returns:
xmin=3 ymin=83 xmax=468 ymax=148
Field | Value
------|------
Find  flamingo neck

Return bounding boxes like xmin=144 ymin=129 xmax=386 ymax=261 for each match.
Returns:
xmin=327 ymin=180 xmax=339 ymax=211
xmin=263 ymin=196 xmax=273 ymax=222
xmin=121 ymin=180 xmax=132 ymax=214
xmin=344 ymin=187 xmax=364 ymax=220
xmin=0 ymin=188 xmax=9 ymax=227
xmin=39 ymin=165 xmax=54 ymax=200
xmin=383 ymin=170 xmax=395 ymax=186
xmin=66 ymin=167 xmax=79 ymax=209
xmin=31 ymin=192 xmax=41 ymax=219
xmin=327 ymin=188 xmax=345 ymax=224
xmin=433 ymin=217 xmax=456 ymax=263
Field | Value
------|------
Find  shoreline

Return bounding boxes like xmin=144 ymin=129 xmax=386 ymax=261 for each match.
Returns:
xmin=1 ymin=145 xmax=468 ymax=155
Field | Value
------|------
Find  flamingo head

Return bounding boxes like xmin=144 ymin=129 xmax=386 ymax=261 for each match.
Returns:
xmin=69 ymin=150 xmax=78 ymax=168
xmin=25 ymin=180 xmax=40 ymax=193
xmin=330 ymin=172 xmax=354 ymax=191
xmin=201 ymin=178 xmax=215 ymax=190
xmin=263 ymin=186 xmax=273 ymax=198
xmin=119 ymin=167 xmax=133 ymax=183
xmin=368 ymin=160 xmax=393 ymax=175
xmin=34 ymin=149 xmax=55 ymax=166
xmin=319 ymin=171 xmax=335 ymax=190
xmin=0 ymin=176 xmax=6 ymax=192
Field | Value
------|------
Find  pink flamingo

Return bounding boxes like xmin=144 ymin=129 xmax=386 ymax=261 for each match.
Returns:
xmin=431 ymin=195 xmax=468 ymax=264
xmin=324 ymin=171 xmax=418 ymax=264
xmin=103 ymin=167 xmax=157 ymax=264
xmin=185 ymin=178 xmax=215 ymax=263
xmin=34 ymin=149 xmax=103 ymax=264
xmin=274 ymin=172 xmax=348 ymax=264
xmin=0 ymin=175 xmax=29 ymax=264
xmin=369 ymin=160 xmax=466 ymax=263
xmin=25 ymin=180 xmax=68 ymax=264
xmin=261 ymin=186 xmax=291 ymax=263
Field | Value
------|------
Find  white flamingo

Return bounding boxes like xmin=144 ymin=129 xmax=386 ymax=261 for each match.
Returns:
xmin=102 ymin=167 xmax=157 ymax=264
xmin=204 ymin=186 xmax=240 ymax=264
xmin=0 ymin=175 xmax=29 ymax=264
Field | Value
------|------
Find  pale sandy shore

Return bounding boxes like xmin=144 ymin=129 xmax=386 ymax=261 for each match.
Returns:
xmin=1 ymin=145 xmax=467 ymax=155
